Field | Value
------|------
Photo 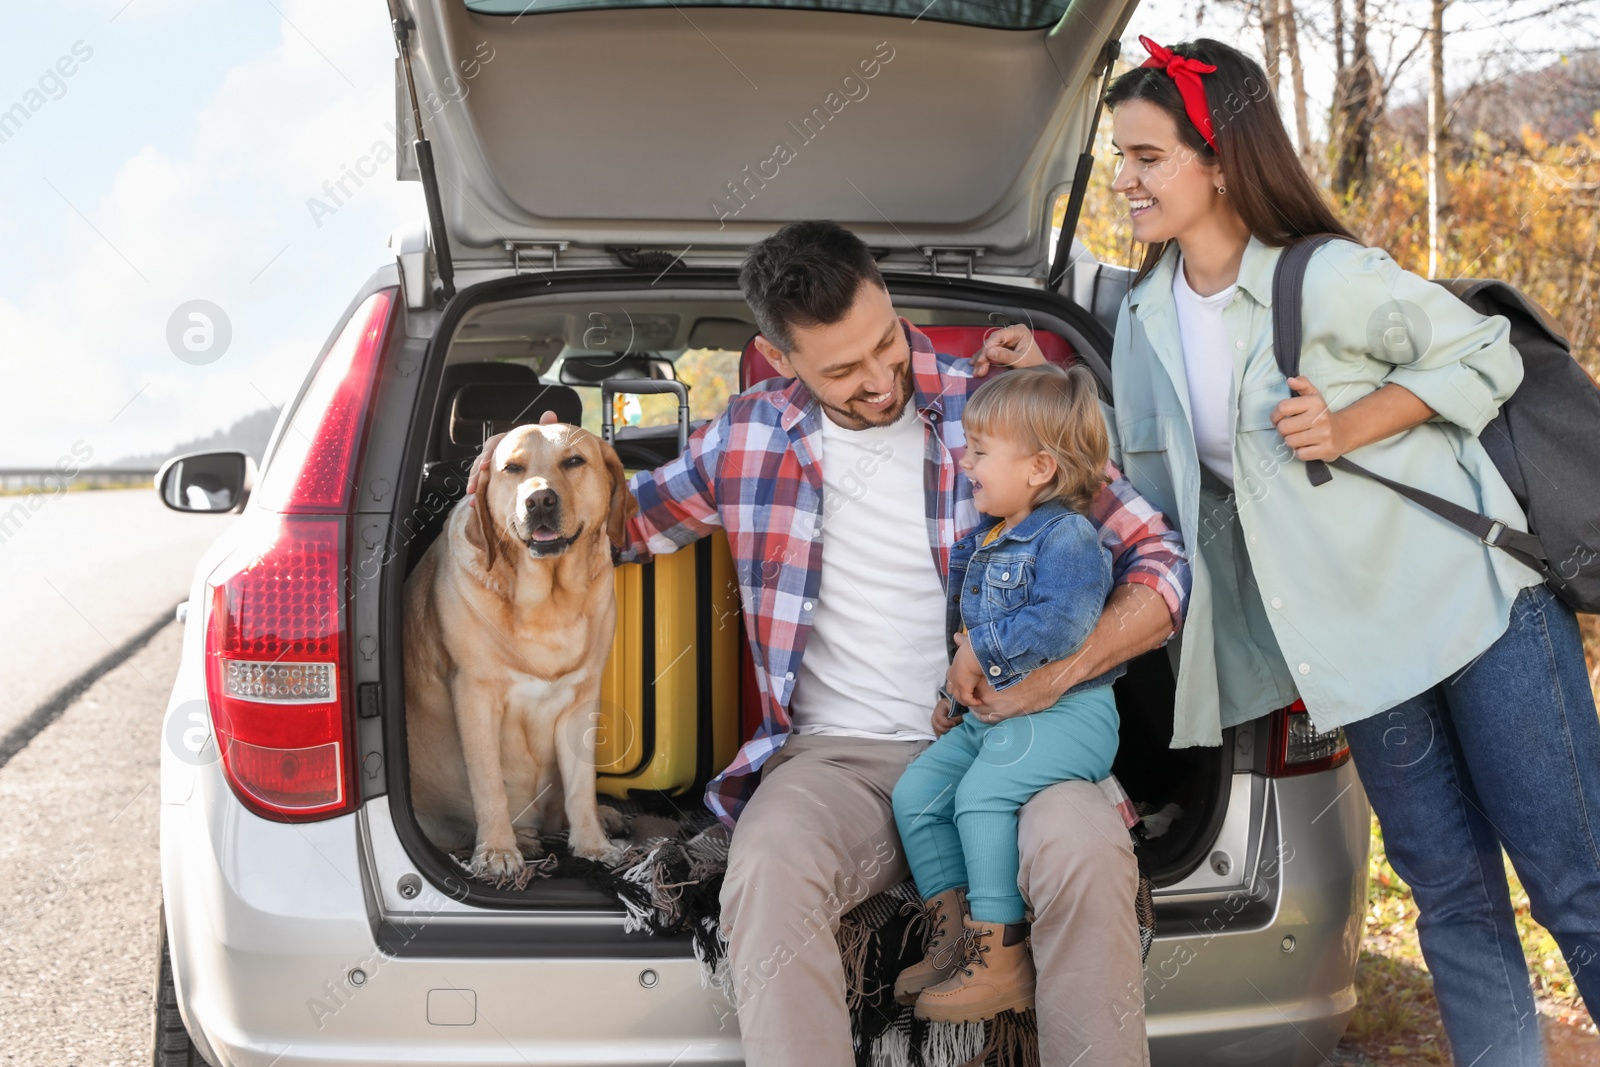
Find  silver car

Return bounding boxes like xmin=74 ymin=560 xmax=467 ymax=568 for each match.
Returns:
xmin=153 ymin=1 xmax=1371 ymax=1064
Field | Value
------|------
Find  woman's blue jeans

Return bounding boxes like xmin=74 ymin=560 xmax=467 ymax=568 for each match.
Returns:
xmin=1343 ymin=583 xmax=1600 ymax=1067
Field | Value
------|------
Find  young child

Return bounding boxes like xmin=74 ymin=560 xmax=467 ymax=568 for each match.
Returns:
xmin=891 ymin=362 xmax=1125 ymax=1023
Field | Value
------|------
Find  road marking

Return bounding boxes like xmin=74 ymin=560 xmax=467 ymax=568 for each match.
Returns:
xmin=0 ymin=610 xmax=173 ymax=771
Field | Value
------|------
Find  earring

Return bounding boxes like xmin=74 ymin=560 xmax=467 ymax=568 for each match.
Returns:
xmin=1216 ymin=184 xmax=1226 ymax=194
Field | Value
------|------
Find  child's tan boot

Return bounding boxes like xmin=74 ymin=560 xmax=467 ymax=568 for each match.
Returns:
xmin=892 ymin=887 xmax=968 ymax=1005
xmin=913 ymin=917 xmax=1036 ymax=1023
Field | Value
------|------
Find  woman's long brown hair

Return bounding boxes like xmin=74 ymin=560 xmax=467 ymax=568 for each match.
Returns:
xmin=1104 ymin=38 xmax=1360 ymax=284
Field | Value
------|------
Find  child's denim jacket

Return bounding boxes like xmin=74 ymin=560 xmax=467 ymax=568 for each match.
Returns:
xmin=946 ymin=499 xmax=1124 ymax=705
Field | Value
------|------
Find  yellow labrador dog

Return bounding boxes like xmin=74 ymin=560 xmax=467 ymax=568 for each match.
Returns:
xmin=404 ymin=418 xmax=637 ymax=877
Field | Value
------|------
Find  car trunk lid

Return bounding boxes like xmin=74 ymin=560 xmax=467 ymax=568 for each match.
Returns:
xmin=388 ymin=0 xmax=1134 ymax=287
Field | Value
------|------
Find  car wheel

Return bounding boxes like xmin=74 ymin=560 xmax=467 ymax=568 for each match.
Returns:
xmin=152 ymin=905 xmax=213 ymax=1067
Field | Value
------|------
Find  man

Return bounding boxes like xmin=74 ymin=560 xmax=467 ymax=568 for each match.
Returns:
xmin=473 ymin=221 xmax=1189 ymax=1065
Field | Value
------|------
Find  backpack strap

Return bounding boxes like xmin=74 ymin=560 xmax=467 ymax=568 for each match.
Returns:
xmin=1328 ymin=455 xmax=1547 ymax=572
xmin=1270 ymin=236 xmax=1551 ymax=576
xmin=1270 ymin=234 xmax=1341 ymax=487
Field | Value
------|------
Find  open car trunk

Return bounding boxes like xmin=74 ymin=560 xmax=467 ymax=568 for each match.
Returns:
xmin=387 ymin=0 xmax=1138 ymax=288
xmin=381 ymin=269 xmax=1235 ymax=917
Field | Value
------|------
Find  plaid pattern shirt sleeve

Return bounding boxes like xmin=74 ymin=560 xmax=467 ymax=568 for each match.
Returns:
xmin=1093 ymin=459 xmax=1191 ymax=641
xmin=618 ymin=408 xmax=729 ymax=564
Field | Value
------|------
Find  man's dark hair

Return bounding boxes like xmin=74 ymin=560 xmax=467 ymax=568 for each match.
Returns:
xmin=739 ymin=220 xmax=886 ymax=353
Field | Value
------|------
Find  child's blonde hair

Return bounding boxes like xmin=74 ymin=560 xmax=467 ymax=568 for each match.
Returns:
xmin=963 ymin=363 xmax=1110 ymax=515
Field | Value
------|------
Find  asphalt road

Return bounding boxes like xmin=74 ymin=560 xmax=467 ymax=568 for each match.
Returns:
xmin=0 ymin=488 xmax=228 ymax=1064
xmin=0 ymin=488 xmax=234 ymax=744
xmin=0 ymin=622 xmax=179 ymax=1065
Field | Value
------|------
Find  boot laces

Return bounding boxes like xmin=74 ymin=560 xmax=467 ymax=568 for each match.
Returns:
xmin=952 ymin=925 xmax=992 ymax=977
xmin=926 ymin=898 xmax=963 ymax=966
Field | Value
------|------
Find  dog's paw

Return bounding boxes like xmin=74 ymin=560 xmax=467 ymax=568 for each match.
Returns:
xmin=513 ymin=827 xmax=546 ymax=859
xmin=569 ymin=834 xmax=624 ymax=865
xmin=469 ymin=842 xmax=525 ymax=880
xmin=597 ymin=805 xmax=629 ymax=836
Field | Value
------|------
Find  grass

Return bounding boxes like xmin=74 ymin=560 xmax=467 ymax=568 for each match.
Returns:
xmin=1343 ymin=813 xmax=1597 ymax=1066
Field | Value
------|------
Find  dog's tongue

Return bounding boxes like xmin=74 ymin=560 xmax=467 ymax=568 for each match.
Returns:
xmin=530 ymin=527 xmax=561 ymax=542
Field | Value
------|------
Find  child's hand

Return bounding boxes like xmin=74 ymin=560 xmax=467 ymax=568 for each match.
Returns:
xmin=931 ymin=695 xmax=962 ymax=736
xmin=971 ymin=325 xmax=1045 ymax=376
xmin=946 ymin=634 xmax=984 ymax=707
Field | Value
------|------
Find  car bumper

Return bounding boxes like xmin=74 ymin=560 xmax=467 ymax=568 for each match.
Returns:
xmin=1146 ymin=764 xmax=1371 ymax=1067
xmin=165 ymin=759 xmax=1366 ymax=1067
xmin=162 ymin=770 xmax=743 ymax=1067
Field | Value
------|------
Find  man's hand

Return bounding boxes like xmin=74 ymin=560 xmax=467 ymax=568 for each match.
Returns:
xmin=463 ymin=412 xmax=561 ymax=502
xmin=965 ymin=584 xmax=1173 ymax=720
xmin=965 ymin=659 xmax=1073 ymax=722
xmin=931 ymin=696 xmax=963 ymax=737
xmin=971 ymin=324 xmax=1046 ymax=377
xmin=463 ymin=431 xmax=507 ymax=504
xmin=946 ymin=634 xmax=984 ymax=707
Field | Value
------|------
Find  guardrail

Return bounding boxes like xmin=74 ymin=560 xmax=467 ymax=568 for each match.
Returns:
xmin=0 ymin=468 xmax=159 ymax=493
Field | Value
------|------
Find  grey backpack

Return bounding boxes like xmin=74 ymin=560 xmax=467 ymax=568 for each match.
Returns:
xmin=1273 ymin=235 xmax=1600 ymax=613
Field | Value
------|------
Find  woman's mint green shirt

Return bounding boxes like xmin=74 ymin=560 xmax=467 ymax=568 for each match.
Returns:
xmin=1105 ymin=236 xmax=1545 ymax=746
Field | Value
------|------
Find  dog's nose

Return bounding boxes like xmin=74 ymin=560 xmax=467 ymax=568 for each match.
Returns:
xmin=524 ymin=487 xmax=560 ymax=522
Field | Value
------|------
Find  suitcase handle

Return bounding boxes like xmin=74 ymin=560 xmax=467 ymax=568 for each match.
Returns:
xmin=601 ymin=378 xmax=690 ymax=453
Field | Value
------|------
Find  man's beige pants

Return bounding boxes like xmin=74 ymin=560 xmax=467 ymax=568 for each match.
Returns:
xmin=719 ymin=733 xmax=1150 ymax=1066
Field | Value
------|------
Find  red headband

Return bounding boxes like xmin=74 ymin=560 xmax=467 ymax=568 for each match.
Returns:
xmin=1138 ymin=35 xmax=1219 ymax=152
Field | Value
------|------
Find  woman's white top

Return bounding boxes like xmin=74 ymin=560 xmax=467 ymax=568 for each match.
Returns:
xmin=1172 ymin=254 xmax=1239 ymax=485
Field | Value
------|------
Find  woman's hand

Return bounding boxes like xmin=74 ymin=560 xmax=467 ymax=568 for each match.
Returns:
xmin=1271 ymin=377 xmax=1348 ymax=462
xmin=931 ymin=696 xmax=962 ymax=737
xmin=946 ymin=634 xmax=985 ymax=707
xmin=971 ymin=325 xmax=1046 ymax=377
xmin=1275 ymin=379 xmax=1439 ymax=462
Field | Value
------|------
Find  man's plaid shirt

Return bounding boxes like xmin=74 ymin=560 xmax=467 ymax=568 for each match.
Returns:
xmin=621 ymin=319 xmax=1191 ymax=827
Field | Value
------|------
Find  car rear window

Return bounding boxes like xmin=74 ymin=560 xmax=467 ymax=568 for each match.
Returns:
xmin=463 ymin=0 xmax=1072 ymax=31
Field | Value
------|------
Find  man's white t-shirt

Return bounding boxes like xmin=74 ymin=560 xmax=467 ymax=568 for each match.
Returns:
xmin=788 ymin=401 xmax=945 ymax=741
xmin=1172 ymin=255 xmax=1240 ymax=485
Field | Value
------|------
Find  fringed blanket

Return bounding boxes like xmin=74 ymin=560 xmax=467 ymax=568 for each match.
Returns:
xmin=456 ymin=806 xmax=1154 ymax=1067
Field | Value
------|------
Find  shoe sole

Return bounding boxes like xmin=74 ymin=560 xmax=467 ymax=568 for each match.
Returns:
xmin=913 ymin=985 xmax=1036 ymax=1023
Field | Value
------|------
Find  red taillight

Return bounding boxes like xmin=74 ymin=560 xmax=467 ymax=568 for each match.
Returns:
xmin=205 ymin=517 xmax=351 ymax=818
xmin=201 ymin=289 xmax=395 ymax=821
xmin=1265 ymin=698 xmax=1352 ymax=777
xmin=252 ymin=289 xmax=394 ymax=513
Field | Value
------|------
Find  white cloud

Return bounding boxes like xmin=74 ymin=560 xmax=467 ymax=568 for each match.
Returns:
xmin=0 ymin=0 xmax=422 ymax=466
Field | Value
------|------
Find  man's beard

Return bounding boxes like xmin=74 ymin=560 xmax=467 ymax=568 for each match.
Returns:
xmin=818 ymin=359 xmax=914 ymax=430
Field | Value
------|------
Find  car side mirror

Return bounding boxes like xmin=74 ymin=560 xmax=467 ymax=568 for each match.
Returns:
xmin=155 ymin=451 xmax=256 ymax=514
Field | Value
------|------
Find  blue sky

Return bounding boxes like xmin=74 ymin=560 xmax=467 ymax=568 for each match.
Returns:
xmin=1 ymin=1 xmax=419 ymax=466
xmin=2 ymin=1 xmax=1586 ymax=467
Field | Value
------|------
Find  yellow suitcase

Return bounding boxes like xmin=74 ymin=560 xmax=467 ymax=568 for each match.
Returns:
xmin=594 ymin=379 xmax=741 ymax=798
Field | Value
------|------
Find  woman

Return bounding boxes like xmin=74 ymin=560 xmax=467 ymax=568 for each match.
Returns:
xmin=1096 ymin=34 xmax=1600 ymax=1067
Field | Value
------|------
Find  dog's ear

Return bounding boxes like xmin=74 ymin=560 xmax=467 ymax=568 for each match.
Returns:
xmin=464 ymin=441 xmax=501 ymax=571
xmin=600 ymin=440 xmax=638 ymax=549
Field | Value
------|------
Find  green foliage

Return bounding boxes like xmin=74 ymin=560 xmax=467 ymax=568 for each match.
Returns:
xmin=578 ymin=347 xmax=741 ymax=438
